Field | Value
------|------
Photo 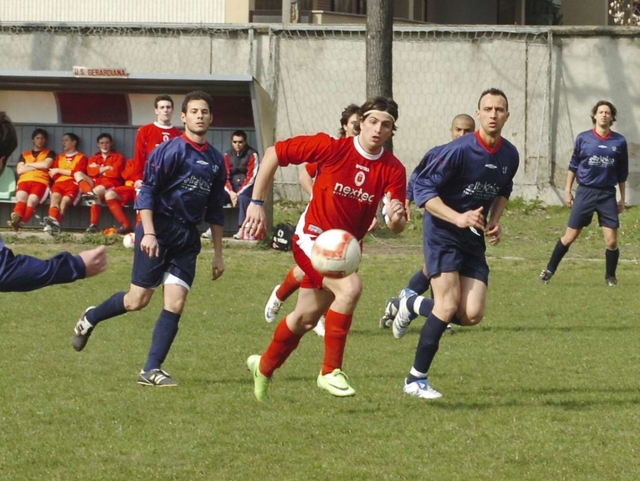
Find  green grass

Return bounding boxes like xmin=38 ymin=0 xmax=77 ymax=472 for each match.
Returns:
xmin=1 ymin=200 xmax=640 ymax=480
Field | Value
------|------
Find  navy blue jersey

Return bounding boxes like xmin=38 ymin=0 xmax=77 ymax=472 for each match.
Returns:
xmin=0 ymin=238 xmax=86 ymax=292
xmin=413 ymin=131 xmax=520 ymax=216
xmin=136 ymin=135 xmax=227 ymax=226
xmin=569 ymin=129 xmax=628 ymax=189
xmin=407 ymin=144 xmax=445 ymax=202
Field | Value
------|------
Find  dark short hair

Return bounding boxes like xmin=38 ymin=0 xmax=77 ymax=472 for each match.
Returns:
xmin=63 ymin=132 xmax=80 ymax=146
xmin=591 ymin=100 xmax=617 ymax=125
xmin=231 ymin=130 xmax=247 ymax=141
xmin=478 ymin=88 xmax=509 ymax=111
xmin=339 ymin=104 xmax=360 ymax=138
xmin=359 ymin=97 xmax=399 ymax=132
xmin=31 ymin=128 xmax=49 ymax=140
xmin=154 ymin=94 xmax=174 ymax=108
xmin=181 ymin=90 xmax=214 ymax=114
xmin=0 ymin=111 xmax=18 ymax=176
xmin=97 ymin=133 xmax=113 ymax=143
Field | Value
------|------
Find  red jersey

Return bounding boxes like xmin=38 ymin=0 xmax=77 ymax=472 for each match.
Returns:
xmin=305 ymin=162 xmax=318 ymax=178
xmin=276 ymin=133 xmax=406 ymax=241
xmin=132 ymin=122 xmax=182 ymax=176
xmin=87 ymin=151 xmax=125 ymax=185
xmin=120 ymin=158 xmax=143 ymax=186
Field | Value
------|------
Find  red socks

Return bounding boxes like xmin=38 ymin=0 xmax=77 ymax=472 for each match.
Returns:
xmin=90 ymin=205 xmax=102 ymax=226
xmin=106 ymin=199 xmax=131 ymax=228
xmin=276 ymin=268 xmax=302 ymax=301
xmin=321 ymin=310 xmax=353 ymax=375
xmin=78 ymin=180 xmax=92 ymax=194
xmin=259 ymin=319 xmax=302 ymax=377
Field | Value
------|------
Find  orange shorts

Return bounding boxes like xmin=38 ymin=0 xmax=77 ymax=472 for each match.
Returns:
xmin=51 ymin=179 xmax=79 ymax=199
xmin=92 ymin=177 xmax=122 ymax=191
xmin=16 ymin=180 xmax=49 ymax=200
xmin=111 ymin=185 xmax=136 ymax=205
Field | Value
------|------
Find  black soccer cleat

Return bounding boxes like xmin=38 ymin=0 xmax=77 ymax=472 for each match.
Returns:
xmin=539 ymin=269 xmax=553 ymax=285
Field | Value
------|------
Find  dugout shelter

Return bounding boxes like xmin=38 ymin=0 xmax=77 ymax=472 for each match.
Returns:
xmin=0 ymin=70 xmax=275 ymax=235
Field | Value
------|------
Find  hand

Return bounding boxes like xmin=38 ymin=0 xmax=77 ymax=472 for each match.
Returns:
xmin=78 ymin=245 xmax=108 ymax=278
xmin=404 ymin=199 xmax=412 ymax=222
xmin=367 ymin=216 xmax=379 ymax=232
xmin=485 ymin=222 xmax=501 ymax=245
xmin=384 ymin=192 xmax=406 ymax=224
xmin=455 ymin=206 xmax=485 ymax=231
xmin=618 ymin=200 xmax=625 ymax=214
xmin=243 ymin=202 xmax=267 ymax=239
xmin=49 ymin=168 xmax=58 ymax=178
xmin=140 ymin=233 xmax=160 ymax=258
xmin=565 ymin=191 xmax=574 ymax=208
xmin=211 ymin=257 xmax=225 ymax=280
xmin=230 ymin=191 xmax=239 ymax=207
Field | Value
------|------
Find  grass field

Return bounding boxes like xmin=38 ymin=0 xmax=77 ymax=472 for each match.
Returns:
xmin=1 ymin=200 xmax=640 ymax=480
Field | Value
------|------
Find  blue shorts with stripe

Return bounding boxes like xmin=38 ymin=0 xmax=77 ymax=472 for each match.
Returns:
xmin=422 ymin=214 xmax=489 ymax=286
xmin=131 ymin=214 xmax=201 ymax=289
xmin=568 ymin=185 xmax=619 ymax=229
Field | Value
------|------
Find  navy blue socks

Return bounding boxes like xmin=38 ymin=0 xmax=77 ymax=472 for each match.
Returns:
xmin=86 ymin=291 xmax=127 ymax=326
xmin=143 ymin=309 xmax=181 ymax=372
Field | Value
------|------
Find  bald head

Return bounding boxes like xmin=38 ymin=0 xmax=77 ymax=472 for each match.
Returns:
xmin=450 ymin=114 xmax=475 ymax=140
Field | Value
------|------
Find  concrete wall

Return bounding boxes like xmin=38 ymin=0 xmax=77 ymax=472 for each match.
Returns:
xmin=1 ymin=24 xmax=640 ymax=205
xmin=0 ymin=0 xmax=226 ymax=24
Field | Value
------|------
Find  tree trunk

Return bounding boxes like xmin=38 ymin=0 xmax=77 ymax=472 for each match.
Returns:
xmin=366 ymin=0 xmax=394 ymax=151
xmin=366 ymin=0 xmax=394 ymax=99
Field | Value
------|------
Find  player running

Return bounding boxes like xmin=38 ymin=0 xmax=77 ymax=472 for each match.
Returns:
xmin=399 ymin=88 xmax=519 ymax=399
xmin=71 ymin=91 xmax=227 ymax=387
xmin=245 ymin=96 xmax=407 ymax=401
xmin=263 ymin=103 xmax=361 ymax=337
xmin=378 ymin=114 xmax=475 ymax=337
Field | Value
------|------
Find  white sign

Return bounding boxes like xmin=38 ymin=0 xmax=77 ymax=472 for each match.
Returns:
xmin=73 ymin=66 xmax=128 ymax=78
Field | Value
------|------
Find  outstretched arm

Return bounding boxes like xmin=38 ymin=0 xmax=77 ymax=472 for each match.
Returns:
xmin=0 ymin=244 xmax=107 ymax=292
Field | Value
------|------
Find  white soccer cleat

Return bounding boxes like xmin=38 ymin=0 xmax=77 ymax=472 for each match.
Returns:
xmin=264 ymin=285 xmax=283 ymax=323
xmin=313 ymin=315 xmax=326 ymax=337
xmin=403 ymin=378 xmax=442 ymax=399
xmin=393 ymin=296 xmax=414 ymax=339
xmin=201 ymin=228 xmax=212 ymax=239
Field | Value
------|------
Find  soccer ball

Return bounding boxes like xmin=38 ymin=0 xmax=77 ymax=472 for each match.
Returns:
xmin=310 ymin=229 xmax=361 ymax=278
xmin=122 ymin=232 xmax=135 ymax=249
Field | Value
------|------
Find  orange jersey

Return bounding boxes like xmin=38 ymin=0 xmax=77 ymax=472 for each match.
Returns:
xmin=132 ymin=122 xmax=182 ymax=174
xmin=87 ymin=151 xmax=125 ymax=185
xmin=51 ymin=152 xmax=88 ymax=183
xmin=18 ymin=149 xmax=53 ymax=185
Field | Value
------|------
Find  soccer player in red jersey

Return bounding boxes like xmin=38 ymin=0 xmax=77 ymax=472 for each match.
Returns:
xmin=43 ymin=133 xmax=88 ymax=234
xmin=245 ymin=97 xmax=407 ymax=401
xmin=131 ymin=95 xmax=182 ymax=176
xmin=75 ymin=133 xmax=125 ymax=233
xmin=263 ymin=104 xmax=361 ymax=338
xmin=8 ymin=128 xmax=55 ymax=231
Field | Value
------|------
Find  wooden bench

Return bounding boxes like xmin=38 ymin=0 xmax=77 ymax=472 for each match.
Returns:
xmin=0 ymin=197 xmax=240 ymax=237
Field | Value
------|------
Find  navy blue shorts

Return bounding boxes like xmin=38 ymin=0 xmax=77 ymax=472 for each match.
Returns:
xmin=568 ymin=185 xmax=619 ymax=229
xmin=131 ymin=215 xmax=201 ymax=289
xmin=422 ymin=214 xmax=489 ymax=285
